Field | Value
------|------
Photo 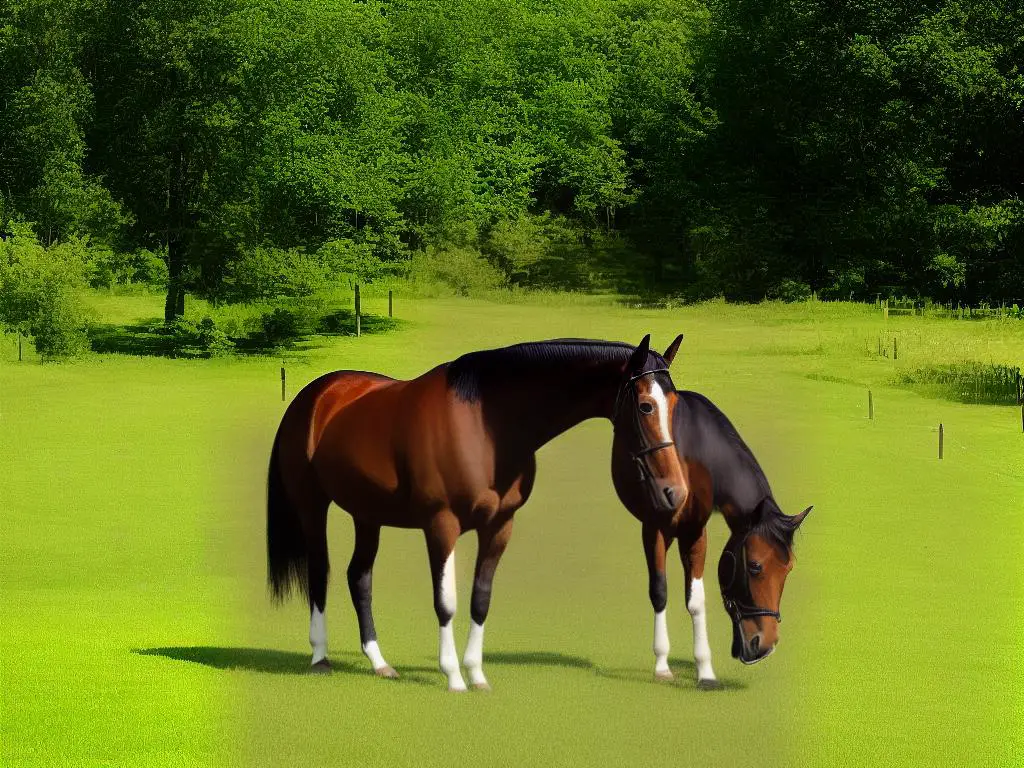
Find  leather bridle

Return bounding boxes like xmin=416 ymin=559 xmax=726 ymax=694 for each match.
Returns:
xmin=718 ymin=533 xmax=782 ymax=624
xmin=612 ymin=368 xmax=676 ymax=484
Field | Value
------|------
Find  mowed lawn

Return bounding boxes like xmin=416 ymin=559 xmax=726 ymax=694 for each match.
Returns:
xmin=2 ymin=295 xmax=1022 ymax=767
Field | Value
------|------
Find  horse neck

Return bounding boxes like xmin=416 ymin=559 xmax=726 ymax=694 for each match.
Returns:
xmin=679 ymin=394 xmax=772 ymax=534
xmin=484 ymin=361 xmax=622 ymax=454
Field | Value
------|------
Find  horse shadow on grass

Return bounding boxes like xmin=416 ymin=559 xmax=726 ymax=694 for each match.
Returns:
xmin=133 ymin=646 xmax=438 ymax=685
xmin=134 ymin=646 xmax=743 ymax=691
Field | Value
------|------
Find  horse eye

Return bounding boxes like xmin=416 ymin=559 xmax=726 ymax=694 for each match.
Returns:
xmin=638 ymin=402 xmax=655 ymax=415
xmin=748 ymin=562 xmax=763 ymax=576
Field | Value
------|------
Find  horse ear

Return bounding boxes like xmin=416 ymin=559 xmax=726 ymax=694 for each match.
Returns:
xmin=662 ymin=334 xmax=684 ymax=366
xmin=789 ymin=505 xmax=813 ymax=528
xmin=627 ymin=334 xmax=651 ymax=372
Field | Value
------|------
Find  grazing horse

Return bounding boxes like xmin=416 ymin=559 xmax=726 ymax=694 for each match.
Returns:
xmin=611 ymin=343 xmax=812 ymax=688
xmin=267 ymin=334 xmax=686 ymax=690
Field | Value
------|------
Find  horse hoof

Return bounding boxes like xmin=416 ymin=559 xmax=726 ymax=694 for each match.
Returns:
xmin=654 ymin=669 xmax=674 ymax=682
xmin=375 ymin=665 xmax=399 ymax=679
xmin=310 ymin=659 xmax=332 ymax=675
xmin=697 ymin=678 xmax=722 ymax=690
xmin=448 ymin=683 xmax=468 ymax=693
xmin=472 ymin=682 xmax=492 ymax=692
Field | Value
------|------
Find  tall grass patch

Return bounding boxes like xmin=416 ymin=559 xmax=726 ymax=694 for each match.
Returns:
xmin=894 ymin=362 xmax=1024 ymax=405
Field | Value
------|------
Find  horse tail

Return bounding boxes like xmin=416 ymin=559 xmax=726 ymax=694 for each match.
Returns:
xmin=266 ymin=428 xmax=310 ymax=603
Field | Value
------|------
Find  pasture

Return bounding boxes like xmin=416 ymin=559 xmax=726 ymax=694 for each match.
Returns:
xmin=2 ymin=294 xmax=1022 ymax=767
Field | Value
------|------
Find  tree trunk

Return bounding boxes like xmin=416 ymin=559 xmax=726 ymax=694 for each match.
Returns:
xmin=164 ymin=147 xmax=187 ymax=324
xmin=164 ymin=237 xmax=184 ymax=323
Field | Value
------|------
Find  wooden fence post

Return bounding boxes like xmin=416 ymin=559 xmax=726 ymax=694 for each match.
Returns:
xmin=938 ymin=423 xmax=944 ymax=460
xmin=18 ymin=333 xmax=23 ymax=362
xmin=388 ymin=290 xmax=393 ymax=318
xmin=868 ymin=390 xmax=873 ymax=420
xmin=281 ymin=367 xmax=286 ymax=402
xmin=893 ymin=337 xmax=898 ymax=361
xmin=355 ymin=284 xmax=361 ymax=337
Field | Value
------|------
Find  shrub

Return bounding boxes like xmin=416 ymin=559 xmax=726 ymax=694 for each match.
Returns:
xmin=258 ymin=307 xmax=301 ymax=346
xmin=0 ymin=223 xmax=90 ymax=359
xmin=221 ymin=246 xmax=328 ymax=302
xmin=407 ymin=246 xmax=506 ymax=296
xmin=168 ymin=316 xmax=235 ymax=357
xmin=767 ymin=279 xmax=813 ymax=303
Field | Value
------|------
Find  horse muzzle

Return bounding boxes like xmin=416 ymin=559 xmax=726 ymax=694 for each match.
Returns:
xmin=644 ymin=478 xmax=684 ymax=515
xmin=731 ymin=622 xmax=777 ymax=665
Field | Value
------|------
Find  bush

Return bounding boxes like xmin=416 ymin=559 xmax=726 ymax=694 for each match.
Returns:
xmin=767 ymin=279 xmax=813 ymax=303
xmin=407 ymin=246 xmax=506 ymax=296
xmin=0 ymin=223 xmax=90 ymax=359
xmin=258 ymin=307 xmax=301 ymax=347
xmin=168 ymin=316 xmax=235 ymax=357
xmin=221 ymin=246 xmax=328 ymax=302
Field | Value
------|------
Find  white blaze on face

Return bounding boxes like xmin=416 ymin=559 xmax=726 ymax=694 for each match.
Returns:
xmin=648 ymin=379 xmax=672 ymax=444
xmin=309 ymin=605 xmax=327 ymax=665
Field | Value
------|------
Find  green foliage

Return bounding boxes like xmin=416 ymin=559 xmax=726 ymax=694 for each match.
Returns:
xmin=1 ymin=0 xmax=1022 ymax=319
xmin=0 ymin=223 xmax=90 ymax=358
xmin=168 ymin=316 xmax=235 ymax=357
xmin=220 ymin=246 xmax=328 ymax=303
xmin=767 ymin=279 xmax=813 ymax=303
xmin=407 ymin=246 xmax=507 ymax=296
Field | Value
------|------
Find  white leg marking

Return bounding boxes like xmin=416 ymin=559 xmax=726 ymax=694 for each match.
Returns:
xmin=309 ymin=606 xmax=327 ymax=665
xmin=653 ymin=609 xmax=671 ymax=675
xmin=439 ymin=622 xmax=467 ymax=691
xmin=362 ymin=640 xmax=388 ymax=671
xmin=649 ymin=380 xmax=673 ymax=443
xmin=439 ymin=551 xmax=457 ymax=617
xmin=687 ymin=578 xmax=716 ymax=681
xmin=437 ymin=551 xmax=466 ymax=690
xmin=463 ymin=621 xmax=487 ymax=687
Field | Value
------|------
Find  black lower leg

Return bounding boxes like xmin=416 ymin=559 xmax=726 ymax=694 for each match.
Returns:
xmin=347 ymin=523 xmax=381 ymax=645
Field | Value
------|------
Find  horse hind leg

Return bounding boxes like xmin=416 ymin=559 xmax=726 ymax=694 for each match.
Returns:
xmin=347 ymin=521 xmax=397 ymax=678
xmin=425 ymin=513 xmax=466 ymax=692
xmin=303 ymin=500 xmax=332 ymax=673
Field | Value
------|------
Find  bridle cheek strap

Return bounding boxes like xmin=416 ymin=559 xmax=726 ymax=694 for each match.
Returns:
xmin=719 ymin=540 xmax=782 ymax=624
xmin=613 ymin=368 xmax=675 ymax=484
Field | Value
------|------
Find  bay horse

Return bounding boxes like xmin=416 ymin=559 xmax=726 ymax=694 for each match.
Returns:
xmin=267 ymin=334 xmax=686 ymax=690
xmin=611 ymin=345 xmax=812 ymax=688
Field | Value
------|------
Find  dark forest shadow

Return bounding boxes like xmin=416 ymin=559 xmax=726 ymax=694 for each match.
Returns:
xmin=89 ymin=309 xmax=402 ymax=359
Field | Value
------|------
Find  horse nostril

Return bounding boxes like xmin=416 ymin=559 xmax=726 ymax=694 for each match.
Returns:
xmin=663 ymin=486 xmax=675 ymax=505
xmin=750 ymin=635 xmax=760 ymax=654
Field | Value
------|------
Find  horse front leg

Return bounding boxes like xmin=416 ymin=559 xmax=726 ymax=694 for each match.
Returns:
xmin=463 ymin=516 xmax=514 ymax=691
xmin=426 ymin=512 xmax=467 ymax=691
xmin=642 ymin=523 xmax=674 ymax=681
xmin=681 ymin=527 xmax=719 ymax=689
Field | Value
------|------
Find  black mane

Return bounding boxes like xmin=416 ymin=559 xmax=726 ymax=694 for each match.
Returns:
xmin=751 ymin=499 xmax=802 ymax=557
xmin=674 ymin=392 xmax=799 ymax=554
xmin=447 ymin=338 xmax=667 ymax=402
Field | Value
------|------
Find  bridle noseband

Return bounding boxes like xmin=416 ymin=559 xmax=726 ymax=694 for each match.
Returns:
xmin=613 ymin=368 xmax=675 ymax=484
xmin=718 ymin=533 xmax=782 ymax=624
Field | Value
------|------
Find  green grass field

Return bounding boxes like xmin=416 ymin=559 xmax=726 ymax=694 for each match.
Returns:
xmin=2 ymin=294 xmax=1023 ymax=767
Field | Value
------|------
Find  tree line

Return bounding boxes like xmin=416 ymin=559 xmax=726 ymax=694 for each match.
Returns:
xmin=2 ymin=0 xmax=1022 ymax=331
